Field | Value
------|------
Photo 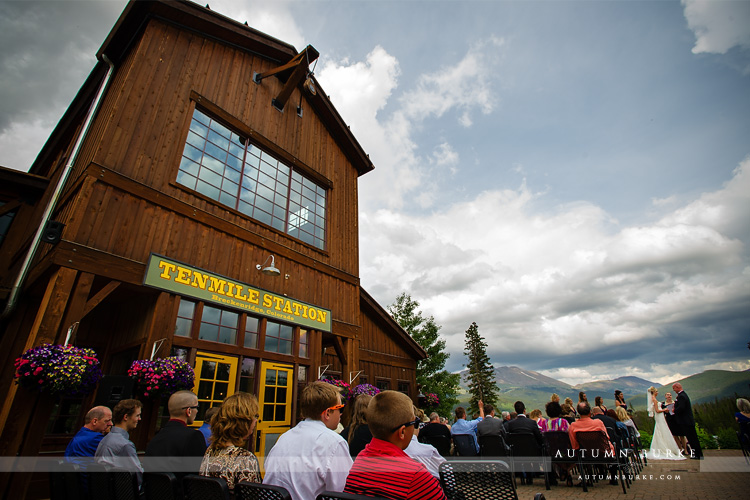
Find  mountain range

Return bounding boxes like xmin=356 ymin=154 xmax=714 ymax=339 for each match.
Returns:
xmin=456 ymin=366 xmax=750 ymax=413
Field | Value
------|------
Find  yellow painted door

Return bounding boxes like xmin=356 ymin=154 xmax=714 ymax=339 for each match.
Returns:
xmin=255 ymin=361 xmax=294 ymax=467
xmin=192 ymin=351 xmax=238 ymax=427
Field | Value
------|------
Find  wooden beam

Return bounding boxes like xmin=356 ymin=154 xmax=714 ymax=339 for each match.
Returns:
xmin=81 ymin=280 xmax=121 ymax=318
xmin=272 ymin=62 xmax=308 ymax=111
xmin=331 ymin=335 xmax=347 ymax=366
xmin=57 ymin=272 xmax=95 ymax=343
xmin=253 ymin=48 xmax=309 ymax=81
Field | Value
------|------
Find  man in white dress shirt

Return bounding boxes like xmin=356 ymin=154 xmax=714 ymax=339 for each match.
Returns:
xmin=264 ymin=381 xmax=353 ymax=500
xmin=404 ymin=406 xmax=446 ymax=478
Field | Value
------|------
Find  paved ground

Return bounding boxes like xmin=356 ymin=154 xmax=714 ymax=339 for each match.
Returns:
xmin=515 ymin=450 xmax=749 ymax=500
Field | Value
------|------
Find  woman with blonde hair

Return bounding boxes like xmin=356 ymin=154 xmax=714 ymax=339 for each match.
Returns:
xmin=615 ymin=406 xmax=639 ymax=437
xmin=200 ymin=392 xmax=261 ymax=489
xmin=340 ymin=394 xmax=373 ymax=457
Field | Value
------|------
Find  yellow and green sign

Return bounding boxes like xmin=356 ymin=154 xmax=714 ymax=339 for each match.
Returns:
xmin=143 ymin=254 xmax=331 ymax=332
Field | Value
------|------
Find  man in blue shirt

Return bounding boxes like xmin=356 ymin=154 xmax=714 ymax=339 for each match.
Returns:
xmin=64 ymin=406 xmax=113 ymax=465
xmin=450 ymin=400 xmax=484 ymax=453
xmin=198 ymin=405 xmax=220 ymax=446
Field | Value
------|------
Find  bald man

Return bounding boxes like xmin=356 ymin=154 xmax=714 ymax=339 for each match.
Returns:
xmin=65 ymin=405 xmax=113 ymax=465
xmin=145 ymin=390 xmax=207 ymax=477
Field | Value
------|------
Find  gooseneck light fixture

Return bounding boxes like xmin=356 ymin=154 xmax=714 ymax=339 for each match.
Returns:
xmin=256 ymin=255 xmax=281 ymax=276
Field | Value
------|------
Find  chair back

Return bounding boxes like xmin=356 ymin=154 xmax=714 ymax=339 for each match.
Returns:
xmin=49 ymin=460 xmax=73 ymax=500
xmin=439 ymin=460 xmax=517 ymax=500
xmin=183 ymin=475 xmax=231 ymax=500
xmin=144 ymin=472 xmax=180 ymax=500
xmin=478 ymin=435 xmax=510 ymax=457
xmin=316 ymin=491 xmax=389 ymax=500
xmin=452 ymin=434 xmax=478 ymax=457
xmin=59 ymin=461 xmax=83 ymax=500
xmin=109 ymin=467 xmax=140 ymax=500
xmin=543 ymin=431 xmax=575 ymax=463
xmin=573 ymin=431 xmax=614 ymax=463
xmin=421 ymin=434 xmax=452 ymax=457
xmin=235 ymin=481 xmax=292 ymax=500
xmin=87 ymin=463 xmax=112 ymax=500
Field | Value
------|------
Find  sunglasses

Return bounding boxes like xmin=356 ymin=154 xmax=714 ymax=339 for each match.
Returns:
xmin=390 ymin=417 xmax=421 ymax=433
xmin=327 ymin=403 xmax=345 ymax=413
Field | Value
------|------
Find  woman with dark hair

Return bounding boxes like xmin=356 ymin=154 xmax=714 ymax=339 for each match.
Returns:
xmin=544 ymin=401 xmax=569 ymax=432
xmin=594 ymin=396 xmax=607 ymax=413
xmin=200 ymin=392 xmax=261 ymax=490
xmin=340 ymin=394 xmax=373 ymax=457
xmin=614 ymin=390 xmax=627 ymax=411
xmin=578 ymin=391 xmax=588 ymax=405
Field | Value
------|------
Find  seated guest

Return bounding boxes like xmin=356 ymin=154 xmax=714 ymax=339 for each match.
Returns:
xmin=591 ymin=406 xmax=620 ymax=444
xmin=736 ymin=398 xmax=750 ymax=445
xmin=529 ymin=409 xmax=547 ymax=432
xmin=95 ymin=399 xmax=143 ymax=486
xmin=477 ymin=404 xmax=506 ymax=437
xmin=503 ymin=412 xmax=517 ymax=431
xmin=440 ymin=416 xmax=451 ymax=431
xmin=145 ymin=390 xmax=207 ymax=479
xmin=421 ymin=412 xmax=452 ymax=440
xmin=199 ymin=392 xmax=260 ymax=490
xmin=65 ymin=406 xmax=113 ymax=465
xmin=345 ymin=391 xmax=446 ymax=499
xmin=578 ymin=392 xmax=588 ymax=405
xmin=568 ymin=403 xmax=613 ymax=454
xmin=595 ymin=396 xmax=607 ymax=413
xmin=450 ymin=401 xmax=484 ymax=453
xmin=506 ymin=401 xmax=544 ymax=447
xmin=545 ymin=401 xmax=569 ymax=432
xmin=264 ymin=381 xmax=353 ymax=500
xmin=198 ymin=406 xmax=221 ymax=446
xmin=550 ymin=393 xmax=560 ymax=403
xmin=340 ymin=394 xmax=374 ymax=457
xmin=405 ymin=405 xmax=447 ymax=479
xmin=612 ymin=407 xmax=638 ymax=438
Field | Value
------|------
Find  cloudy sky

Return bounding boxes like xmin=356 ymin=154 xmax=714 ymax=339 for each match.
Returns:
xmin=1 ymin=0 xmax=749 ymax=386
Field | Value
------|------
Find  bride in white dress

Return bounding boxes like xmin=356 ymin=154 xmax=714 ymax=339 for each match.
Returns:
xmin=645 ymin=386 xmax=685 ymax=460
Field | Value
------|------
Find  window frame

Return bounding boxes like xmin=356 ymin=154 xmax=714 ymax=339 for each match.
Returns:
xmin=175 ymin=95 xmax=332 ymax=252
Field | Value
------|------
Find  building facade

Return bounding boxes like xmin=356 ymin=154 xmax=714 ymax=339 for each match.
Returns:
xmin=0 ymin=2 xmax=424 ymax=497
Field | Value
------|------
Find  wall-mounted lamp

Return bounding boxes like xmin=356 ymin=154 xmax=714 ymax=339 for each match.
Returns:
xmin=256 ymin=255 xmax=281 ymax=276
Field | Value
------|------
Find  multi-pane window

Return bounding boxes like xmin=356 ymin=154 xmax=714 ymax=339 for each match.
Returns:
xmin=264 ymin=321 xmax=293 ymax=355
xmin=199 ymin=305 xmax=238 ymax=344
xmin=177 ymin=108 xmax=327 ymax=249
xmin=175 ymin=299 xmax=195 ymax=337
xmin=376 ymin=378 xmax=391 ymax=391
xmin=239 ymin=358 xmax=257 ymax=393
xmin=397 ymin=381 xmax=410 ymax=395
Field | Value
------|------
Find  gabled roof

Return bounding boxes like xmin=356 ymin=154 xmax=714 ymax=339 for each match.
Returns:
xmin=32 ymin=0 xmax=374 ymax=177
xmin=360 ymin=288 xmax=427 ymax=361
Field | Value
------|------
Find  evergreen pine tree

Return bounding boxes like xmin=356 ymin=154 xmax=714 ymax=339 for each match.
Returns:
xmin=463 ymin=321 xmax=499 ymax=415
xmin=388 ymin=293 xmax=460 ymax=417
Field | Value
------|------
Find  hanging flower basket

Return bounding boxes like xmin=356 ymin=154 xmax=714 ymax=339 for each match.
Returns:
xmin=423 ymin=392 xmax=440 ymax=408
xmin=128 ymin=356 xmax=195 ymax=399
xmin=351 ymin=383 xmax=380 ymax=400
xmin=14 ymin=344 xmax=102 ymax=396
xmin=320 ymin=378 xmax=352 ymax=401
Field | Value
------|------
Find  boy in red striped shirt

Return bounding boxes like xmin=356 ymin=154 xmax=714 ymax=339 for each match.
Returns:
xmin=344 ymin=390 xmax=446 ymax=500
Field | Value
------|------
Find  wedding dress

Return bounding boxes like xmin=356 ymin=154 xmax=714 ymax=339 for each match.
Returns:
xmin=646 ymin=396 xmax=685 ymax=460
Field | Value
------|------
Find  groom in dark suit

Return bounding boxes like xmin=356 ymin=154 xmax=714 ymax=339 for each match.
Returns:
xmin=672 ymin=383 xmax=702 ymax=459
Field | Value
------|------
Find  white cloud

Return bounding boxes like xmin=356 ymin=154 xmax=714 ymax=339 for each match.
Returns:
xmin=318 ymin=37 xmax=504 ymax=211
xmin=681 ymin=0 xmax=750 ymax=54
xmin=361 ymin=157 xmax=750 ymax=378
xmin=208 ymin=0 xmax=307 ymax=50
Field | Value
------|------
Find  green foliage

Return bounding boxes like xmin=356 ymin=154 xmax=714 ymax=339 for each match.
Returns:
xmin=638 ymin=429 xmax=652 ymax=449
xmin=463 ymin=322 xmax=499 ymax=415
xmin=388 ymin=293 xmax=460 ymax=417
xmin=697 ymin=426 xmax=718 ymax=450
xmin=631 ymin=410 xmax=654 ymax=435
xmin=694 ymin=394 xmax=744 ymax=435
xmin=716 ymin=427 xmax=740 ymax=450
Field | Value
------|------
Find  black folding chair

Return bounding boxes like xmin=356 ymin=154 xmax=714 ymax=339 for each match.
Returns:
xmin=109 ymin=467 xmax=141 ymax=500
xmin=58 ymin=461 xmax=83 ymax=500
xmin=49 ymin=459 xmax=74 ymax=500
xmin=738 ymin=422 xmax=750 ymax=464
xmin=452 ymin=434 xmax=478 ymax=457
xmin=87 ymin=462 xmax=112 ymax=500
xmin=143 ymin=472 xmax=180 ymax=500
xmin=479 ymin=434 xmax=511 ymax=457
xmin=236 ymin=481 xmax=293 ymax=499
xmin=543 ymin=431 xmax=578 ymax=485
xmin=183 ymin=475 xmax=230 ymax=500
xmin=421 ymin=434 xmax=452 ymax=457
xmin=505 ymin=433 xmax=550 ymax=490
xmin=316 ymin=491 xmax=389 ymax=499
xmin=574 ymin=431 xmax=627 ymax=494
xmin=439 ymin=460 xmax=546 ymax=500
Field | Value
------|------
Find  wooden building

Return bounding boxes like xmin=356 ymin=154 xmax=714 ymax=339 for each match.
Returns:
xmin=0 ymin=1 xmax=425 ymax=497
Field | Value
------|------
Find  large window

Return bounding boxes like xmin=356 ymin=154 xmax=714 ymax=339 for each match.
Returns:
xmin=177 ymin=108 xmax=327 ymax=249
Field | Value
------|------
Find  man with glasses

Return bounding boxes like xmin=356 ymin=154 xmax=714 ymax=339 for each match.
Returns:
xmin=345 ymin=391 xmax=446 ymax=499
xmin=145 ymin=390 xmax=207 ymax=479
xmin=264 ymin=381 xmax=353 ymax=500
